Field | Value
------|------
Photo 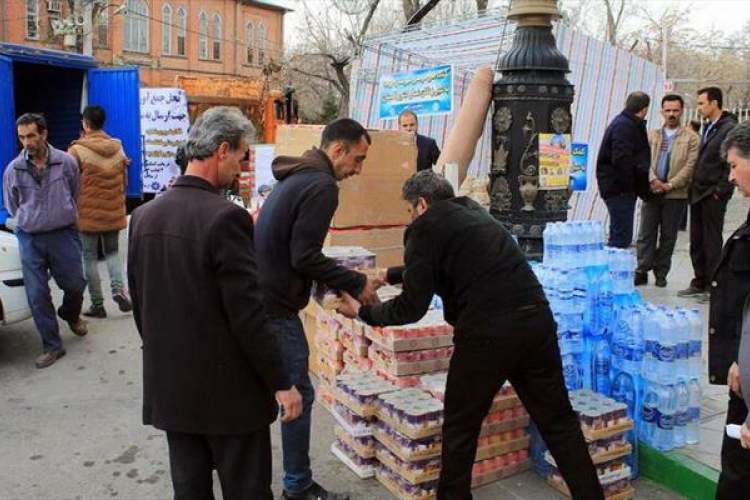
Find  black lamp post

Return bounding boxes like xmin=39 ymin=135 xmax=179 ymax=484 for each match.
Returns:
xmin=489 ymin=0 xmax=574 ymax=260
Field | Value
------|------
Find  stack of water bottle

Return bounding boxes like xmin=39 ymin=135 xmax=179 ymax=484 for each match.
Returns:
xmin=531 ymin=220 xmax=704 ymax=489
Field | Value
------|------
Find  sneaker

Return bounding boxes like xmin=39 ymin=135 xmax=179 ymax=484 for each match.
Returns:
xmin=35 ymin=348 xmax=66 ymax=369
xmin=113 ymin=293 xmax=133 ymax=313
xmin=655 ymin=277 xmax=667 ymax=288
xmin=83 ymin=305 xmax=107 ymax=318
xmin=677 ymin=285 xmax=704 ymax=297
xmin=697 ymin=292 xmax=711 ymax=304
xmin=634 ymin=272 xmax=648 ymax=286
xmin=282 ymin=482 xmax=350 ymax=500
xmin=67 ymin=318 xmax=88 ymax=337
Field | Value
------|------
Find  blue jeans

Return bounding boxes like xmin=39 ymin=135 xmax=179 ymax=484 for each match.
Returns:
xmin=604 ymin=193 xmax=637 ymax=248
xmin=81 ymin=231 xmax=124 ymax=306
xmin=268 ymin=315 xmax=316 ymax=495
xmin=16 ymin=227 xmax=86 ymax=352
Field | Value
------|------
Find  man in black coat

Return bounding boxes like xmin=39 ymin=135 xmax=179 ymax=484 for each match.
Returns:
xmin=399 ymin=110 xmax=441 ymax=171
xmin=338 ymin=170 xmax=604 ymax=500
xmin=710 ymin=123 xmax=750 ymax=499
xmin=678 ymin=87 xmax=738 ymax=299
xmin=596 ymin=92 xmax=651 ymax=248
xmin=128 ymin=107 xmax=302 ymax=500
xmin=255 ymin=118 xmax=378 ymax=500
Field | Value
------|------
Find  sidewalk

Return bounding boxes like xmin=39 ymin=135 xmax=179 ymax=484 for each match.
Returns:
xmin=638 ymin=195 xmax=749 ymax=478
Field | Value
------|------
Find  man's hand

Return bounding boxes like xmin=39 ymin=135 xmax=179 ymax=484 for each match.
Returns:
xmin=741 ymin=423 xmax=750 ymax=449
xmin=650 ymin=179 xmax=665 ymax=193
xmin=357 ymin=276 xmax=381 ymax=306
xmin=363 ymin=268 xmax=388 ymax=288
xmin=337 ymin=292 xmax=361 ymax=319
xmin=663 ymin=182 xmax=673 ymax=193
xmin=729 ymin=362 xmax=742 ymax=396
xmin=276 ymin=386 xmax=303 ymax=423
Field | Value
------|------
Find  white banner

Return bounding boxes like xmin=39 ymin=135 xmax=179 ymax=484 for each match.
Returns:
xmin=139 ymin=88 xmax=190 ymax=193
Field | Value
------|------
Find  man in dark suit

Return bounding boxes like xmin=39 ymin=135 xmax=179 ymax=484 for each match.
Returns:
xmin=596 ymin=92 xmax=651 ymax=248
xmin=128 ymin=106 xmax=302 ymax=500
xmin=678 ymin=87 xmax=738 ymax=299
xmin=399 ymin=110 xmax=441 ymax=171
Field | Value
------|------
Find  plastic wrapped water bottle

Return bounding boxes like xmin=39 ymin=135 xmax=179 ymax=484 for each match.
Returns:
xmin=674 ymin=381 xmax=689 ymax=448
xmin=562 ymin=353 xmax=583 ymax=391
xmin=655 ymin=383 xmax=677 ymax=451
xmin=657 ymin=310 xmax=678 ymax=385
xmin=642 ymin=305 xmax=659 ymax=380
xmin=592 ymin=338 xmax=612 ymax=395
xmin=641 ymin=382 xmax=659 ymax=445
xmin=686 ymin=378 xmax=701 ymax=444
xmin=687 ymin=308 xmax=703 ymax=377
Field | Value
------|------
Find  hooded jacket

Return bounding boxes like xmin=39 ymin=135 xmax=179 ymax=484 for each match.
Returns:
xmin=69 ymin=130 xmax=129 ymax=233
xmin=255 ymin=148 xmax=366 ymax=317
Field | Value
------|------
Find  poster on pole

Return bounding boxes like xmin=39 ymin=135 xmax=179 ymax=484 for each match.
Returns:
xmin=377 ymin=65 xmax=453 ymax=120
xmin=538 ymin=133 xmax=572 ymax=190
xmin=140 ymin=88 xmax=190 ymax=193
xmin=570 ymin=143 xmax=589 ymax=191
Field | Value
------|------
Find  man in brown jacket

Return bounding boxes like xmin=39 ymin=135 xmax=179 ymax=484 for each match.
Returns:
xmin=635 ymin=94 xmax=699 ymax=287
xmin=69 ymin=105 xmax=132 ymax=317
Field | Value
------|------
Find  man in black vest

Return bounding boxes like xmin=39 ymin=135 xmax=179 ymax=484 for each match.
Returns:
xmin=399 ymin=110 xmax=441 ymax=171
xmin=338 ymin=170 xmax=603 ymax=500
xmin=679 ymin=87 xmax=738 ymax=300
xmin=128 ymin=107 xmax=302 ymax=499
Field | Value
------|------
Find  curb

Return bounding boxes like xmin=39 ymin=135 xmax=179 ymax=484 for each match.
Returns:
xmin=639 ymin=443 xmax=719 ymax=500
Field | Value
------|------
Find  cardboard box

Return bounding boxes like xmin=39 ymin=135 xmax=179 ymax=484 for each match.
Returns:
xmin=325 ymin=226 xmax=406 ymax=268
xmin=275 ymin=125 xmax=416 ymax=228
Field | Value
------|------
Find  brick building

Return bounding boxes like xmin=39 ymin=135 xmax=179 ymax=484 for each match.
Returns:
xmin=0 ymin=0 xmax=288 ymax=87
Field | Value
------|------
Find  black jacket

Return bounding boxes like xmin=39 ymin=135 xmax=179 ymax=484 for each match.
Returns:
xmin=358 ymin=197 xmax=548 ymax=339
xmin=127 ymin=176 xmax=289 ymax=434
xmin=691 ymin=111 xmax=738 ymax=203
xmin=416 ymin=134 xmax=441 ymax=172
xmin=709 ymin=209 xmax=750 ymax=385
xmin=255 ymin=149 xmax=366 ymax=317
xmin=596 ymin=110 xmax=651 ymax=200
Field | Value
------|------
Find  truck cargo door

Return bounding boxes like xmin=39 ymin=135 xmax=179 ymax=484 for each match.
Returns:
xmin=0 ymin=56 xmax=16 ymax=224
xmin=87 ymin=67 xmax=143 ymax=198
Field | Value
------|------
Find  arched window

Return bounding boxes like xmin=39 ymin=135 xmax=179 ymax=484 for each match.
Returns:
xmin=257 ymin=23 xmax=266 ymax=64
xmin=198 ymin=11 xmax=208 ymax=59
xmin=245 ymin=22 xmax=254 ymax=65
xmin=161 ymin=4 xmax=172 ymax=54
xmin=26 ymin=0 xmax=39 ymax=40
xmin=176 ymin=7 xmax=187 ymax=56
xmin=96 ymin=8 xmax=110 ymax=48
xmin=212 ymin=14 xmax=222 ymax=60
xmin=124 ymin=0 xmax=149 ymax=53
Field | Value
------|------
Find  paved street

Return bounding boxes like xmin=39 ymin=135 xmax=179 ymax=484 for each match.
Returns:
xmin=8 ymin=194 xmax=749 ymax=500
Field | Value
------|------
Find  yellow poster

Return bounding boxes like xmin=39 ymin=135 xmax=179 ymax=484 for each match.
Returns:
xmin=538 ymin=133 xmax=572 ymax=190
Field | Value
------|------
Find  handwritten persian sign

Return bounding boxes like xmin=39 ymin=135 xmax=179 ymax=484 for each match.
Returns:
xmin=377 ymin=65 xmax=453 ymax=120
xmin=140 ymin=88 xmax=190 ymax=193
xmin=538 ymin=133 xmax=572 ymax=190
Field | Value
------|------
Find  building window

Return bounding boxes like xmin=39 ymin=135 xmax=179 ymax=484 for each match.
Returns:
xmin=124 ymin=0 xmax=149 ymax=53
xmin=198 ymin=11 xmax=208 ymax=59
xmin=257 ymin=23 xmax=266 ymax=64
xmin=212 ymin=14 xmax=222 ymax=61
xmin=162 ymin=4 xmax=172 ymax=54
xmin=26 ymin=0 xmax=39 ymax=40
xmin=245 ymin=22 xmax=255 ymax=65
xmin=96 ymin=8 xmax=110 ymax=48
xmin=176 ymin=7 xmax=187 ymax=56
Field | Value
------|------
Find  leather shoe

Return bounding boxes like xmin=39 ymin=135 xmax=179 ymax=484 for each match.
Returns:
xmin=282 ymin=482 xmax=350 ymax=500
xmin=655 ymin=277 xmax=667 ymax=288
xmin=67 ymin=318 xmax=88 ymax=337
xmin=677 ymin=285 xmax=704 ymax=297
xmin=634 ymin=273 xmax=647 ymax=286
xmin=113 ymin=293 xmax=133 ymax=312
xmin=83 ymin=305 xmax=107 ymax=318
xmin=35 ymin=348 xmax=66 ymax=369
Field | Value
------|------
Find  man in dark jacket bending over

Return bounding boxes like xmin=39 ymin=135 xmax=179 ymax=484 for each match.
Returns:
xmin=338 ymin=170 xmax=603 ymax=500
xmin=255 ymin=118 xmax=378 ymax=500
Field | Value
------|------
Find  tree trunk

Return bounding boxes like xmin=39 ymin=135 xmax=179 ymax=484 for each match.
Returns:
xmin=476 ymin=0 xmax=489 ymax=13
xmin=402 ymin=0 xmax=421 ymax=22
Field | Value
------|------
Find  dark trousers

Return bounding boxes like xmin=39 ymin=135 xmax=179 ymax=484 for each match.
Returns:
xmin=437 ymin=306 xmax=603 ymax=500
xmin=166 ymin=429 xmax=273 ymax=500
xmin=636 ymin=198 xmax=687 ymax=279
xmin=268 ymin=316 xmax=316 ymax=494
xmin=16 ymin=227 xmax=86 ymax=352
xmin=717 ymin=391 xmax=750 ymax=500
xmin=604 ymin=193 xmax=637 ymax=248
xmin=689 ymin=195 xmax=729 ymax=289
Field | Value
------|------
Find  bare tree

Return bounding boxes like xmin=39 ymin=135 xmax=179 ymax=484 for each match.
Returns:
xmin=476 ymin=0 xmax=489 ymax=13
xmin=403 ymin=0 xmax=422 ymax=21
xmin=602 ymin=0 xmax=626 ymax=46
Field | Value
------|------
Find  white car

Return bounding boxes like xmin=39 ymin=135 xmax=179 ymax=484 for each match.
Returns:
xmin=0 ymin=228 xmax=32 ymax=325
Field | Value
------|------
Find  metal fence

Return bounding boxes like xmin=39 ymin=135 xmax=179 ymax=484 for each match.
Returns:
xmin=682 ymin=107 xmax=750 ymax=126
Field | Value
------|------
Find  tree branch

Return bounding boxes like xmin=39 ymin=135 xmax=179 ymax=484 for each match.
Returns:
xmin=292 ymin=67 xmax=344 ymax=93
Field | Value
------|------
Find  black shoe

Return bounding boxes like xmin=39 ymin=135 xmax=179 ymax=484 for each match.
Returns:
xmin=113 ymin=293 xmax=133 ymax=312
xmin=35 ymin=348 xmax=66 ymax=369
xmin=83 ymin=305 xmax=107 ymax=318
xmin=634 ymin=272 xmax=648 ymax=286
xmin=655 ymin=277 xmax=667 ymax=288
xmin=282 ymin=482 xmax=349 ymax=500
xmin=677 ymin=285 xmax=704 ymax=297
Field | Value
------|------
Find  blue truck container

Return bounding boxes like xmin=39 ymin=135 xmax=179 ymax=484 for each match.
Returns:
xmin=0 ymin=43 xmax=142 ymax=224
